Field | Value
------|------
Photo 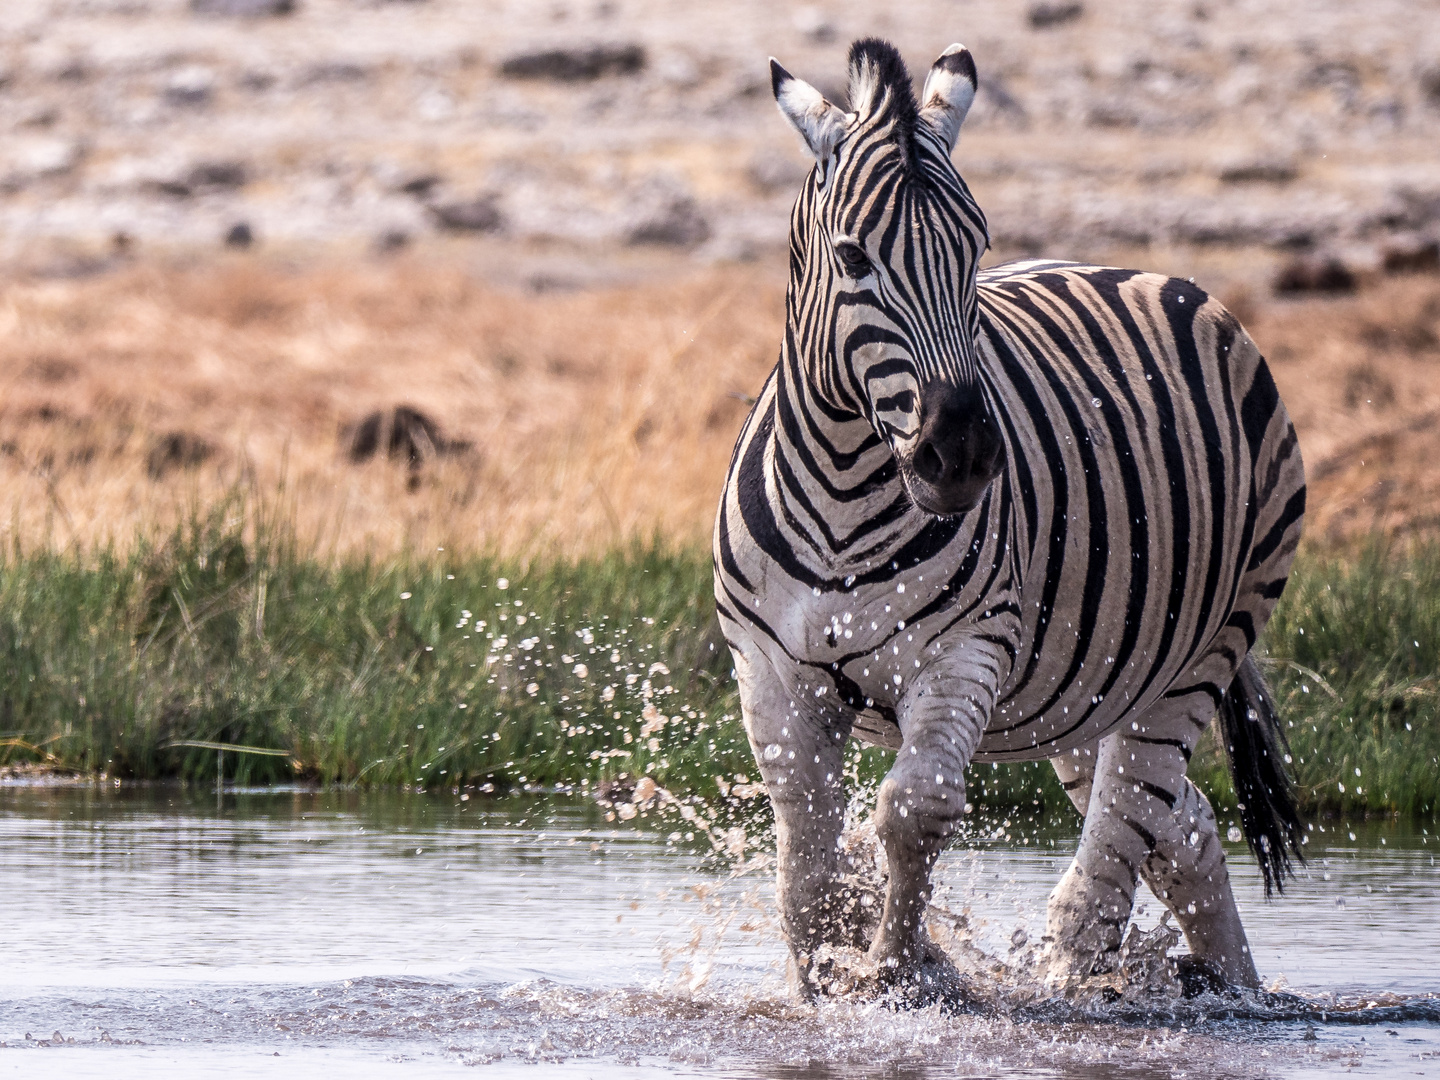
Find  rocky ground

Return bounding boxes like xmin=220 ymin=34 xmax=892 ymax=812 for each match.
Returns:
xmin=1 ymin=0 xmax=1438 ymax=284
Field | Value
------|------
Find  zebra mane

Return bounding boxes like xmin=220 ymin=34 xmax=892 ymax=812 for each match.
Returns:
xmin=845 ymin=38 xmax=922 ymax=169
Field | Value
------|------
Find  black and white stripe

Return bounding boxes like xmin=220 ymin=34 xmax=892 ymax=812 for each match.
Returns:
xmin=713 ymin=38 xmax=1306 ymax=994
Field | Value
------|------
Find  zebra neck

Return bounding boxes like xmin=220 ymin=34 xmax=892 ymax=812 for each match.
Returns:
xmin=758 ymin=354 xmax=938 ymax=578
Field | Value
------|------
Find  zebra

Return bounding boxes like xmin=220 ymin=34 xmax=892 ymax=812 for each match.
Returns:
xmin=712 ymin=38 xmax=1306 ymax=1000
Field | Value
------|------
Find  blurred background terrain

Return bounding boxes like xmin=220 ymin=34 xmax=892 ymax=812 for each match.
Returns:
xmin=2 ymin=0 xmax=1439 ymax=557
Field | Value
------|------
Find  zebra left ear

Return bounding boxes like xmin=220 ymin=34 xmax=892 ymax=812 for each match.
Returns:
xmin=770 ymin=58 xmax=850 ymax=172
xmin=919 ymin=44 xmax=977 ymax=152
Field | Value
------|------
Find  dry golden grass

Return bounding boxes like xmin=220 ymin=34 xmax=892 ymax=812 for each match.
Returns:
xmin=1 ymin=254 xmax=1437 ymax=558
xmin=0 ymin=256 xmax=781 ymax=558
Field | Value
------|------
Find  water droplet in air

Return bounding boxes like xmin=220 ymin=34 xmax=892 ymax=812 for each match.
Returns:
xmin=1091 ymin=397 xmax=1102 ymax=408
xmin=1227 ymin=826 xmax=1243 ymax=842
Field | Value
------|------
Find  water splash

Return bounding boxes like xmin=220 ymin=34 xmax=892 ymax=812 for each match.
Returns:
xmin=638 ymin=790 xmax=1440 ymax=1038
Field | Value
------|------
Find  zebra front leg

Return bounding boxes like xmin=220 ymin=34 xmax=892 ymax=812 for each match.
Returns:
xmin=868 ymin=652 xmax=994 ymax=986
xmin=737 ymin=667 xmax=851 ymax=996
xmin=1044 ymin=738 xmax=1134 ymax=979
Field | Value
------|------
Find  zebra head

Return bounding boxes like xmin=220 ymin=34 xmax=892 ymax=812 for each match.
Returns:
xmin=770 ymin=39 xmax=1005 ymax=517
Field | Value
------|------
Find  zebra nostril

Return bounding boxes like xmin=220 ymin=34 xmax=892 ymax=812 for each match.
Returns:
xmin=914 ymin=441 xmax=945 ymax=484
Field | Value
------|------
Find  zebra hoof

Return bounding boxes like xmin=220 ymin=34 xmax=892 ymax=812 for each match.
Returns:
xmin=1174 ymin=954 xmax=1257 ymax=998
xmin=1037 ymin=944 xmax=1119 ymax=990
xmin=878 ymin=942 xmax=976 ymax=1014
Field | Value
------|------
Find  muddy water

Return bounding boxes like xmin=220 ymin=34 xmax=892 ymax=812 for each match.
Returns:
xmin=0 ymin=786 xmax=1436 ymax=1078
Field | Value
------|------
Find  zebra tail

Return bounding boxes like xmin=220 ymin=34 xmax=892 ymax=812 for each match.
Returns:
xmin=1217 ymin=654 xmax=1305 ymax=897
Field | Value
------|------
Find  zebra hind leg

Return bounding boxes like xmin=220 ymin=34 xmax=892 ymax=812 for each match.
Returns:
xmin=1138 ymin=771 xmax=1260 ymax=989
xmin=1043 ymin=690 xmax=1261 ymax=989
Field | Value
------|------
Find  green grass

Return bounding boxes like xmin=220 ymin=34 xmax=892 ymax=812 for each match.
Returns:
xmin=1 ymin=504 xmax=1437 ymax=820
xmin=0 ymin=500 xmax=750 ymax=799
xmin=1211 ymin=541 xmax=1440 ymax=818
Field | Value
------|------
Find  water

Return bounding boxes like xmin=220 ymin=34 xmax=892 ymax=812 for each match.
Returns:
xmin=1 ymin=785 xmax=1437 ymax=1078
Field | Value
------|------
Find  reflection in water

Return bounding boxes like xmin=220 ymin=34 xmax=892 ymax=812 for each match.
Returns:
xmin=0 ymin=785 xmax=1436 ymax=1078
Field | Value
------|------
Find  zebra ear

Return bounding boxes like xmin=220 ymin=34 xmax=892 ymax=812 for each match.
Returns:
xmin=919 ymin=44 xmax=977 ymax=152
xmin=770 ymin=58 xmax=849 ymax=169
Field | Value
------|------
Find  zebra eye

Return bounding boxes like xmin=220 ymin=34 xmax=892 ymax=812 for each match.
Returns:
xmin=834 ymin=240 xmax=871 ymax=277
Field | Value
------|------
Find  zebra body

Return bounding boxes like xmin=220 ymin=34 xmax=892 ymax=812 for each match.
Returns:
xmin=713 ymin=39 xmax=1305 ymax=998
xmin=718 ymin=259 xmax=1301 ymax=760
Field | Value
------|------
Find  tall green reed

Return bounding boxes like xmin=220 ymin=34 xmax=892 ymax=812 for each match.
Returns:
xmin=1 ymin=501 xmax=1437 ymax=820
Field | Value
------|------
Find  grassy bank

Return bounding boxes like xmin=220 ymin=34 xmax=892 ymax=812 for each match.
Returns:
xmin=1 ymin=508 xmax=1437 ymax=819
xmin=0 ymin=502 xmax=749 ymax=797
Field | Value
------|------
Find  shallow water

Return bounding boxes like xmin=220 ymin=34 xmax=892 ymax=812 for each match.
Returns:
xmin=0 ymin=785 xmax=1436 ymax=1078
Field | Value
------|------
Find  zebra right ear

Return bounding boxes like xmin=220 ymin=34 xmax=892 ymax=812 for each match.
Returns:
xmin=919 ymin=44 xmax=977 ymax=152
xmin=770 ymin=58 xmax=849 ymax=171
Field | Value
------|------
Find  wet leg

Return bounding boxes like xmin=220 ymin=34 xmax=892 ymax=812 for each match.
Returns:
xmin=868 ymin=644 xmax=1001 ymax=982
xmin=1043 ymin=733 xmax=1139 ymax=977
xmin=1045 ymin=694 xmax=1259 ymax=988
xmin=1134 ymin=706 xmax=1259 ymax=986
xmin=737 ymin=663 xmax=851 ymax=993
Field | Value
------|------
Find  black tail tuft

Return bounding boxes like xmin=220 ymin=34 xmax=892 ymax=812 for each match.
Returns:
xmin=1218 ymin=655 xmax=1305 ymax=896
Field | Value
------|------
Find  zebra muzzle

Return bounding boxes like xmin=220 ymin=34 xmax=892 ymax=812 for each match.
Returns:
xmin=904 ymin=383 xmax=1006 ymax=516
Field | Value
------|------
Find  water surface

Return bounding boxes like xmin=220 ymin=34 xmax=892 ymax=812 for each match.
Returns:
xmin=1 ymin=785 xmax=1436 ymax=1078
